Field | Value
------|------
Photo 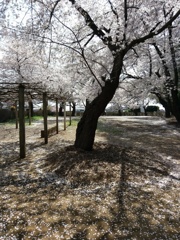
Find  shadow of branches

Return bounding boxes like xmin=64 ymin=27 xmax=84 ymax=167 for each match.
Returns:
xmin=0 ymin=116 xmax=180 ymax=239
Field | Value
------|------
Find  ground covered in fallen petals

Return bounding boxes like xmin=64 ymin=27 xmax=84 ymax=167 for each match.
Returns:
xmin=0 ymin=116 xmax=180 ymax=239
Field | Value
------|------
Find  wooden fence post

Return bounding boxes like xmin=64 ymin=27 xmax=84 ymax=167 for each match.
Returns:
xmin=69 ymin=102 xmax=72 ymax=126
xmin=43 ymin=92 xmax=48 ymax=144
xmin=56 ymin=98 xmax=59 ymax=134
xmin=64 ymin=102 xmax=66 ymax=130
xmin=28 ymin=101 xmax=32 ymax=125
xmin=19 ymin=84 xmax=25 ymax=158
xmin=15 ymin=100 xmax=18 ymax=129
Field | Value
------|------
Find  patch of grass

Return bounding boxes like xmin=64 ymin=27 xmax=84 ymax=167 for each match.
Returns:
xmin=30 ymin=115 xmax=43 ymax=121
xmin=67 ymin=117 xmax=121 ymax=135
xmin=0 ymin=115 xmax=43 ymax=125
xmin=67 ymin=117 xmax=80 ymax=127
xmin=0 ymin=119 xmax=17 ymax=125
xmin=97 ymin=119 xmax=122 ymax=135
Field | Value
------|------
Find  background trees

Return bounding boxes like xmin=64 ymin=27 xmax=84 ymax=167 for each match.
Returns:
xmin=112 ymin=14 xmax=180 ymax=120
xmin=151 ymin=19 xmax=180 ymax=121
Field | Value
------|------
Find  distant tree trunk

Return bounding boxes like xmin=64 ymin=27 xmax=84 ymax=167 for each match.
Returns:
xmin=165 ymin=106 xmax=171 ymax=118
xmin=59 ymin=102 xmax=64 ymax=116
xmin=143 ymin=106 xmax=147 ymax=116
xmin=118 ymin=109 xmax=122 ymax=116
xmin=154 ymin=93 xmax=172 ymax=118
xmin=29 ymin=101 xmax=34 ymax=117
xmin=72 ymin=102 xmax=76 ymax=116
xmin=133 ymin=108 xmax=140 ymax=116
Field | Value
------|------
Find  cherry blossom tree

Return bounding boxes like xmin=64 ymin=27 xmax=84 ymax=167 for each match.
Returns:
xmin=151 ymin=20 xmax=180 ymax=121
xmin=3 ymin=0 xmax=180 ymax=150
xmin=35 ymin=1 xmax=180 ymax=149
xmin=118 ymin=15 xmax=180 ymax=120
xmin=112 ymin=10 xmax=180 ymax=120
xmin=0 ymin=35 xmax=76 ymax=102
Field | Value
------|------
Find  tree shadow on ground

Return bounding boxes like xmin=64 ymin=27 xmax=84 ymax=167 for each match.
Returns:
xmin=113 ymin=146 xmax=179 ymax=239
xmin=0 ymin=142 xmax=19 ymax=168
xmin=27 ymin=143 xmax=179 ymax=239
xmin=97 ymin=117 xmax=180 ymax=160
xmin=0 ymin=116 xmax=180 ymax=239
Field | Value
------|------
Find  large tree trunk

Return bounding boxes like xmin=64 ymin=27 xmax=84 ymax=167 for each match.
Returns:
xmin=164 ymin=106 xmax=171 ymax=118
xmin=162 ymin=98 xmax=172 ymax=118
xmin=154 ymin=93 xmax=172 ymax=118
xmin=171 ymin=90 xmax=180 ymax=122
xmin=75 ymin=55 xmax=123 ymax=150
xmin=74 ymin=53 xmax=124 ymax=150
xmin=74 ymin=81 xmax=119 ymax=150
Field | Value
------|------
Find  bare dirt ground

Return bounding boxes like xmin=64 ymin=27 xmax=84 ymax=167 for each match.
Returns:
xmin=0 ymin=116 xmax=180 ymax=239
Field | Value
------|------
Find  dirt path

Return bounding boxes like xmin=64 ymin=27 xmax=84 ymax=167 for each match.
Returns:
xmin=0 ymin=116 xmax=180 ymax=239
xmin=96 ymin=116 xmax=180 ymax=178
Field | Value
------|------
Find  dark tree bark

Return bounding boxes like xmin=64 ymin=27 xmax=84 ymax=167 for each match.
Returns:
xmin=75 ymin=82 xmax=119 ymax=150
xmin=165 ymin=110 xmax=171 ymax=118
xmin=155 ymin=93 xmax=172 ymax=118
xmin=72 ymin=102 xmax=76 ymax=116
xmin=85 ymin=99 xmax=90 ymax=109
xmin=152 ymin=37 xmax=180 ymax=122
xmin=29 ymin=101 xmax=34 ymax=117
xmin=59 ymin=102 xmax=64 ymax=116
xmin=75 ymin=54 xmax=124 ymax=150
xmin=171 ymin=90 xmax=180 ymax=122
xmin=118 ymin=109 xmax=122 ymax=116
xmin=168 ymin=23 xmax=180 ymax=122
xmin=143 ymin=106 xmax=148 ymax=116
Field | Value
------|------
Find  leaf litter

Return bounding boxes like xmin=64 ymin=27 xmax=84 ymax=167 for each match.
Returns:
xmin=0 ymin=116 xmax=180 ymax=239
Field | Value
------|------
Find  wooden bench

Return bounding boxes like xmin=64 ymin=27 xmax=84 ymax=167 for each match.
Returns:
xmin=41 ymin=126 xmax=57 ymax=138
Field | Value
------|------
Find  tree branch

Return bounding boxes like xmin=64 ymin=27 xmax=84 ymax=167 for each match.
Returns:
xmin=127 ymin=9 xmax=180 ymax=51
xmin=151 ymin=43 xmax=171 ymax=78
xmin=84 ymin=33 xmax=95 ymax=47
xmin=69 ymin=0 xmax=112 ymax=47
xmin=107 ymin=0 xmax=118 ymax=18
xmin=168 ymin=21 xmax=179 ymax=87
xmin=49 ymin=0 xmax=61 ymax=25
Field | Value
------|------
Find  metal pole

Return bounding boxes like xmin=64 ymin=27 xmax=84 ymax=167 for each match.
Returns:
xmin=43 ymin=92 xmax=48 ymax=144
xmin=19 ymin=84 xmax=25 ymax=158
